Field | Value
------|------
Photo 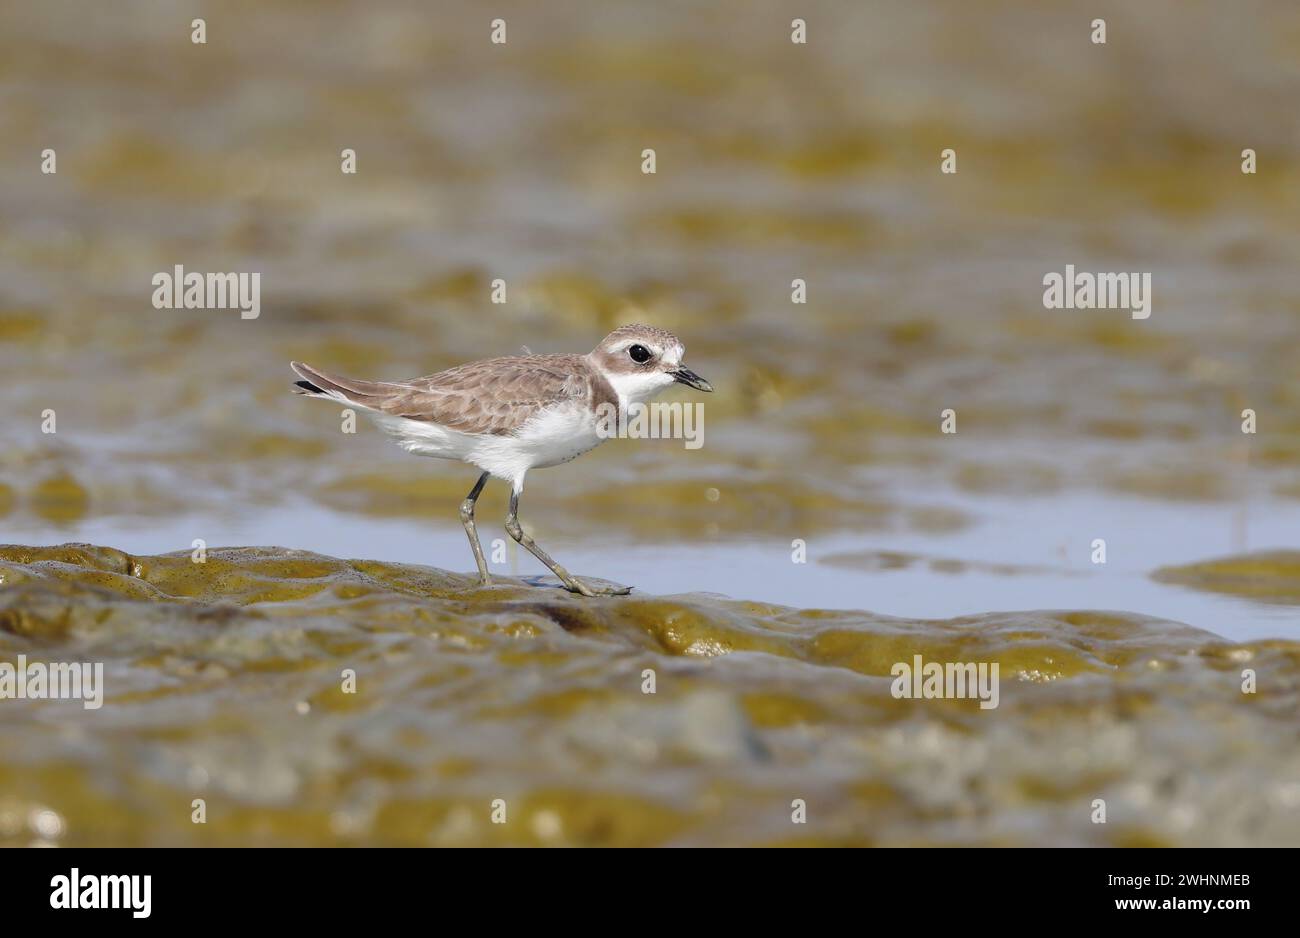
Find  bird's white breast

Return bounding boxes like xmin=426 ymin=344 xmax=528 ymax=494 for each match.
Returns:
xmin=492 ymin=401 xmax=607 ymax=471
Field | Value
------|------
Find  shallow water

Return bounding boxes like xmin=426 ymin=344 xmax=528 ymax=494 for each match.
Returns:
xmin=2 ymin=0 xmax=1300 ymax=846
xmin=5 ymin=488 xmax=1300 ymax=644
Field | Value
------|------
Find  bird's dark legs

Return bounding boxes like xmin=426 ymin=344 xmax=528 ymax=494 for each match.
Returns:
xmin=459 ymin=471 xmax=491 ymax=586
xmin=505 ymin=490 xmax=630 ymax=597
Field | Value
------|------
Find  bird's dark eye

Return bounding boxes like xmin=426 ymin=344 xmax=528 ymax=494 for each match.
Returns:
xmin=628 ymin=344 xmax=652 ymax=364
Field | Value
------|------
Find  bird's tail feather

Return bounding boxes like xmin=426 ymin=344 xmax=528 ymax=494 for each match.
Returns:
xmin=290 ymin=361 xmax=397 ymax=411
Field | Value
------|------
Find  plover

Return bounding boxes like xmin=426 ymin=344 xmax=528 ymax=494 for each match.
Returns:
xmin=291 ymin=324 xmax=712 ymax=596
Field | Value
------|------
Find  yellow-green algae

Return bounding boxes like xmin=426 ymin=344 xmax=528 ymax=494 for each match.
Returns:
xmin=1154 ymin=551 xmax=1300 ymax=604
xmin=2 ymin=2 xmax=1299 ymax=537
xmin=2 ymin=543 xmax=1297 ymax=847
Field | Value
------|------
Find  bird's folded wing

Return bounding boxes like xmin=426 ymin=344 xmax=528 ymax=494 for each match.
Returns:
xmin=382 ymin=355 xmax=594 ymax=436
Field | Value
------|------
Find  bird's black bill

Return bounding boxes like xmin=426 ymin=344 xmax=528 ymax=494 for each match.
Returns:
xmin=671 ymin=368 xmax=713 ymax=392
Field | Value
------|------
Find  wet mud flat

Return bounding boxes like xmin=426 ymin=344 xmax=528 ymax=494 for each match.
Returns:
xmin=1 ymin=543 xmax=1297 ymax=847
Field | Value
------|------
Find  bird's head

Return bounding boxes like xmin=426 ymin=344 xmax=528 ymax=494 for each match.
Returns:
xmin=588 ymin=323 xmax=713 ymax=405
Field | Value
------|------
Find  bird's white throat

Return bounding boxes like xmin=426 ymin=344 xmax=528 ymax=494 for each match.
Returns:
xmin=590 ymin=356 xmax=679 ymax=407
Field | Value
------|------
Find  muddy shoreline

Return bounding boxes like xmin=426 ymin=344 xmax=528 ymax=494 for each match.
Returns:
xmin=2 ymin=543 xmax=1296 ymax=847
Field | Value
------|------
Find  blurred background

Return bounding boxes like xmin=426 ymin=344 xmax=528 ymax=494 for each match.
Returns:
xmin=1 ymin=1 xmax=1298 ymax=846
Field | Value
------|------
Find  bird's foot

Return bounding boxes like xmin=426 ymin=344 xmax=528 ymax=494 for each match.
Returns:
xmin=565 ymin=578 xmax=633 ymax=597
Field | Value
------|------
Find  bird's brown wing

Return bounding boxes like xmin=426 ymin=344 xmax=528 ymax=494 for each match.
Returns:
xmin=296 ymin=354 xmax=613 ymax=436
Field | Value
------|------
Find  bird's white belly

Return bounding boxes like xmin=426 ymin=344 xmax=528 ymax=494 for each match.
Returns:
xmin=370 ymin=404 xmax=606 ymax=482
xmin=370 ymin=412 xmax=480 ymax=460
xmin=482 ymin=403 xmax=606 ymax=473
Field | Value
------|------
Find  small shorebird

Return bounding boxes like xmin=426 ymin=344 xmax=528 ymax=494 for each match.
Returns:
xmin=291 ymin=324 xmax=712 ymax=596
